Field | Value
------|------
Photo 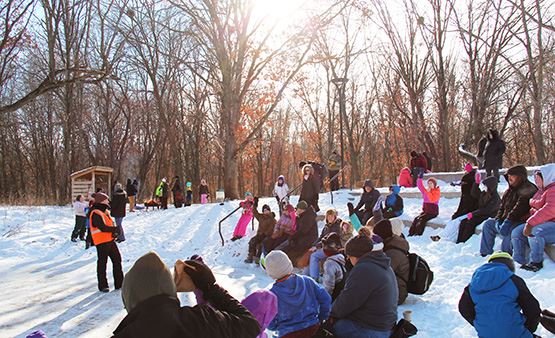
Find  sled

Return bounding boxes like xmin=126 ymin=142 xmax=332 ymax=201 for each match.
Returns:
xmin=458 ymin=144 xmax=484 ymax=169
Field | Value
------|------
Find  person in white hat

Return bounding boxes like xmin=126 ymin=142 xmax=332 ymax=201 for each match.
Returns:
xmin=264 ymin=250 xmax=331 ymax=338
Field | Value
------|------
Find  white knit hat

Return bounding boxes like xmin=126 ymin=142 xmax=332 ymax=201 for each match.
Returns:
xmin=264 ymin=250 xmax=293 ymax=280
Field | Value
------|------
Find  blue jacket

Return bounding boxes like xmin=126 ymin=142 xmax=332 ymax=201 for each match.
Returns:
xmin=458 ymin=262 xmax=541 ymax=338
xmin=269 ymin=274 xmax=331 ymax=337
xmin=384 ymin=186 xmax=403 ymax=217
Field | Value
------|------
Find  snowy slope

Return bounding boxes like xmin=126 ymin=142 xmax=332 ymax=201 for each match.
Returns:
xmin=0 ymin=190 xmax=554 ymax=338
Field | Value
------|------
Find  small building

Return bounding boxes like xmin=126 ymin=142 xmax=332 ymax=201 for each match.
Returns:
xmin=70 ymin=166 xmax=113 ymax=201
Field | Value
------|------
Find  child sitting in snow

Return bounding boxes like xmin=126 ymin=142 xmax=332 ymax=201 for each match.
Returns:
xmin=231 ymin=192 xmax=255 ymax=241
xmin=263 ymin=250 xmax=331 ymax=338
xmin=262 ymin=203 xmax=296 ymax=254
xmin=381 ymin=185 xmax=404 ymax=219
xmin=409 ymin=175 xmax=440 ymax=236
xmin=340 ymin=220 xmax=355 ymax=247
xmin=306 ymin=208 xmax=342 ymax=281
xmin=320 ymin=233 xmax=347 ymax=300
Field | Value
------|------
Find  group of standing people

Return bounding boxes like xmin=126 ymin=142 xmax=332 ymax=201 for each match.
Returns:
xmin=154 ymin=177 xmax=211 ymax=209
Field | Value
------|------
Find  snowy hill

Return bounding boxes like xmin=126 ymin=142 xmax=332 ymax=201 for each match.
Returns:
xmin=0 ymin=190 xmax=554 ymax=337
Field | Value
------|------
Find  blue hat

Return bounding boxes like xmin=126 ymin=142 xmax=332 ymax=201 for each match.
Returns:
xmin=186 ymin=182 xmax=192 ymax=187
xmin=245 ymin=191 xmax=253 ymax=197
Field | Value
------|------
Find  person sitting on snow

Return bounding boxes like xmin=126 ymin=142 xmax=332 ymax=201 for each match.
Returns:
xmin=113 ymin=252 xmax=260 ymax=337
xmin=373 ymin=219 xmax=410 ymax=305
xmin=381 ymin=185 xmax=404 ymax=219
xmin=263 ymin=250 xmax=331 ymax=337
xmin=352 ymin=179 xmax=381 ymax=226
xmin=458 ymin=252 xmax=541 ymax=338
xmin=398 ymin=167 xmax=413 ymax=188
xmin=262 ymin=203 xmax=296 ymax=254
xmin=245 ymin=198 xmax=276 ymax=264
xmin=278 ymin=201 xmax=318 ymax=267
xmin=306 ymin=208 xmax=342 ymax=281
xmin=452 ymin=163 xmax=479 ymax=220
xmin=340 ymin=220 xmax=355 ymax=247
xmin=480 ymin=165 xmax=537 ymax=257
xmin=330 ymin=234 xmax=398 ymax=338
xmin=320 ymin=233 xmax=347 ymax=300
xmin=408 ymin=174 xmax=440 ymax=236
xmin=512 ymin=164 xmax=555 ymax=272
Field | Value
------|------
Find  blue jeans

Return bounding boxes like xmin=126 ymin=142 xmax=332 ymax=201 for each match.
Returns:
xmin=115 ymin=217 xmax=125 ymax=242
xmin=333 ymin=319 xmax=391 ymax=338
xmin=480 ymin=219 xmax=517 ymax=256
xmin=309 ymin=248 xmax=327 ymax=280
xmin=512 ymin=222 xmax=555 ymax=264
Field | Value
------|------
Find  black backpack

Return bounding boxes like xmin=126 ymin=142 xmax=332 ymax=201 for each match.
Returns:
xmin=328 ymin=258 xmax=348 ymax=300
xmin=389 ymin=248 xmax=434 ymax=295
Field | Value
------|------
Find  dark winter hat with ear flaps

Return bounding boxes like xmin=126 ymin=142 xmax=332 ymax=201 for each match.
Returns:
xmin=121 ymin=251 xmax=177 ymax=313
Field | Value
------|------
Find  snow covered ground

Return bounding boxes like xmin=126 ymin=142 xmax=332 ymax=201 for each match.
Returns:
xmin=0 ymin=189 xmax=554 ymax=337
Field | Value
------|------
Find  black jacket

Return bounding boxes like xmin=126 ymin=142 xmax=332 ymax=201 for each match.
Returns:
xmin=300 ymin=175 xmax=320 ymax=211
xmin=314 ymin=218 xmax=342 ymax=246
xmin=470 ymin=177 xmax=501 ymax=219
xmin=285 ymin=207 xmax=318 ymax=261
xmin=497 ymin=171 xmax=537 ymax=222
xmin=483 ymin=131 xmax=506 ymax=170
xmin=331 ymin=252 xmax=398 ymax=331
xmin=111 ymin=190 xmax=127 ymax=218
xmin=126 ymin=180 xmax=137 ymax=196
xmin=453 ymin=170 xmax=479 ymax=219
xmin=355 ymin=189 xmax=381 ymax=212
xmin=112 ymin=286 xmax=260 ymax=338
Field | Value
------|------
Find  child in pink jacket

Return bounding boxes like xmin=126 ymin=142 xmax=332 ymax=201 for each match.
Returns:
xmin=231 ymin=192 xmax=255 ymax=241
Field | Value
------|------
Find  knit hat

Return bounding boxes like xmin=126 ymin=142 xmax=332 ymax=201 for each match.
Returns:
xmin=245 ymin=191 xmax=253 ymax=198
xmin=464 ymin=163 xmax=473 ymax=173
xmin=264 ymin=250 xmax=293 ymax=280
xmin=345 ymin=235 xmax=374 ymax=258
xmin=296 ymin=200 xmax=308 ymax=210
xmin=121 ymin=251 xmax=177 ymax=312
xmin=373 ymin=219 xmax=393 ymax=240
xmin=93 ymin=192 xmax=109 ymax=204
xmin=322 ymin=232 xmax=342 ymax=256
xmin=410 ymin=151 xmax=418 ymax=157
xmin=262 ymin=204 xmax=271 ymax=212
xmin=488 ymin=251 xmax=515 ymax=272
xmin=241 ymin=290 xmax=278 ymax=337
xmin=186 ymin=182 xmax=192 ymax=188
xmin=363 ymin=179 xmax=374 ymax=188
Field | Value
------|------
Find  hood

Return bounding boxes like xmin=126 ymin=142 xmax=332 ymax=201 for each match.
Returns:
xmin=121 ymin=252 xmax=177 ymax=313
xmin=470 ymin=262 xmax=513 ymax=294
xmin=540 ymin=163 xmax=555 ymax=188
xmin=482 ymin=176 xmax=498 ymax=192
xmin=358 ymin=251 xmax=391 ymax=270
xmin=385 ymin=235 xmax=409 ymax=252
xmin=241 ymin=290 xmax=278 ymax=333
xmin=327 ymin=253 xmax=345 ymax=265
xmin=401 ymin=167 xmax=411 ymax=174
xmin=271 ymin=275 xmax=320 ymax=308
xmin=278 ymin=175 xmax=285 ymax=181
xmin=505 ymin=165 xmax=528 ymax=184
xmin=390 ymin=185 xmax=401 ymax=195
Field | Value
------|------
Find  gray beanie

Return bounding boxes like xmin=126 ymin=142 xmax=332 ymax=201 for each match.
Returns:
xmin=264 ymin=250 xmax=293 ymax=280
xmin=121 ymin=251 xmax=177 ymax=312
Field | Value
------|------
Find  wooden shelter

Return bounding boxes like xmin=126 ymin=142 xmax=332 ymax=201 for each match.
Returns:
xmin=70 ymin=166 xmax=113 ymax=201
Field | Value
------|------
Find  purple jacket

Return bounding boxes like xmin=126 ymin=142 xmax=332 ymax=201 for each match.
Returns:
xmin=241 ymin=290 xmax=278 ymax=338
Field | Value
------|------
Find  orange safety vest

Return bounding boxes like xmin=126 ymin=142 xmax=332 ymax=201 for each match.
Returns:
xmin=89 ymin=209 xmax=115 ymax=245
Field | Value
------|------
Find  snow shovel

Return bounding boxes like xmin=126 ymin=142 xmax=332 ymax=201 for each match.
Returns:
xmin=218 ymin=205 xmax=242 ymax=246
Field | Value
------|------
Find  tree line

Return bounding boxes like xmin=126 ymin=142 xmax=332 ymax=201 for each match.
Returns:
xmin=0 ymin=0 xmax=554 ymax=204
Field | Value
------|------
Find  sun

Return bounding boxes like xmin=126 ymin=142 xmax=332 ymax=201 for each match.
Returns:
xmin=251 ymin=0 xmax=306 ymax=31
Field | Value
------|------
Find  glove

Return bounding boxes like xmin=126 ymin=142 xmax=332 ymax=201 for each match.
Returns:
xmin=475 ymin=172 xmax=482 ymax=184
xmin=498 ymin=219 xmax=514 ymax=237
xmin=467 ymin=213 xmax=473 ymax=220
xmin=183 ymin=260 xmax=216 ymax=295
xmin=387 ymin=208 xmax=393 ymax=213
xmin=347 ymin=202 xmax=355 ymax=216
xmin=418 ymin=171 xmax=424 ymax=179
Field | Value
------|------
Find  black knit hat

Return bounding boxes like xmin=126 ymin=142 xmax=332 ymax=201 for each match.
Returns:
xmin=345 ymin=235 xmax=374 ymax=258
xmin=373 ymin=219 xmax=393 ymax=240
xmin=262 ymin=204 xmax=271 ymax=212
xmin=322 ymin=232 xmax=342 ymax=249
xmin=506 ymin=165 xmax=528 ymax=178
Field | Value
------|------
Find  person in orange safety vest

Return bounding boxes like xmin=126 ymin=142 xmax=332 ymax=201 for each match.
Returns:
xmin=89 ymin=192 xmax=124 ymax=292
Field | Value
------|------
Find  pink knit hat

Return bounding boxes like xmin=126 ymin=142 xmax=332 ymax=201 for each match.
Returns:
xmin=464 ymin=163 xmax=473 ymax=173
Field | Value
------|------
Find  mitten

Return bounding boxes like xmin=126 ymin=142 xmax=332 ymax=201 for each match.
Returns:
xmin=183 ymin=260 xmax=216 ymax=295
xmin=418 ymin=171 xmax=424 ymax=179
xmin=467 ymin=213 xmax=473 ymax=220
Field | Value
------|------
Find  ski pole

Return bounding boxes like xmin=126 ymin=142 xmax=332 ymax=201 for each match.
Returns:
xmin=280 ymin=182 xmax=303 ymax=205
xmin=218 ymin=205 xmax=242 ymax=246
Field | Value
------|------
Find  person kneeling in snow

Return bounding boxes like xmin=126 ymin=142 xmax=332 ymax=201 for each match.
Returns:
xmin=263 ymin=250 xmax=331 ymax=338
xmin=245 ymin=198 xmax=276 ymax=264
xmin=113 ymin=252 xmax=260 ymax=338
xmin=458 ymin=252 xmax=541 ymax=338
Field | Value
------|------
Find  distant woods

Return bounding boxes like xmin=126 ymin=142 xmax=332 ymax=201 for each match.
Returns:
xmin=0 ymin=0 xmax=554 ymax=204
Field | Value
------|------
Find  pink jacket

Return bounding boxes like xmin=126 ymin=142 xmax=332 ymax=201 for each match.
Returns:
xmin=527 ymin=164 xmax=555 ymax=226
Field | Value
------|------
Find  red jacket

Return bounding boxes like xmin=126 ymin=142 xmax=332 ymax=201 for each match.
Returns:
xmin=410 ymin=155 xmax=428 ymax=170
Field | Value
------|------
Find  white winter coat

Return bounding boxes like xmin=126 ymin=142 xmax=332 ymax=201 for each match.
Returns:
xmin=274 ymin=183 xmax=290 ymax=202
xmin=73 ymin=200 xmax=88 ymax=217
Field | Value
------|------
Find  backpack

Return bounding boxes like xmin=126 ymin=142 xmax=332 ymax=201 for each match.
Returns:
xmin=328 ymin=257 xmax=348 ymax=300
xmin=389 ymin=248 xmax=433 ymax=295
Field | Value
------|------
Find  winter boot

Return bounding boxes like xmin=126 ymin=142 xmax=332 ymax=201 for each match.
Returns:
xmin=244 ymin=255 xmax=254 ymax=264
xmin=430 ymin=235 xmax=440 ymax=242
xmin=521 ymin=262 xmax=543 ymax=272
xmin=71 ymin=237 xmax=77 ymax=242
xmin=100 ymin=287 xmax=109 ymax=293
